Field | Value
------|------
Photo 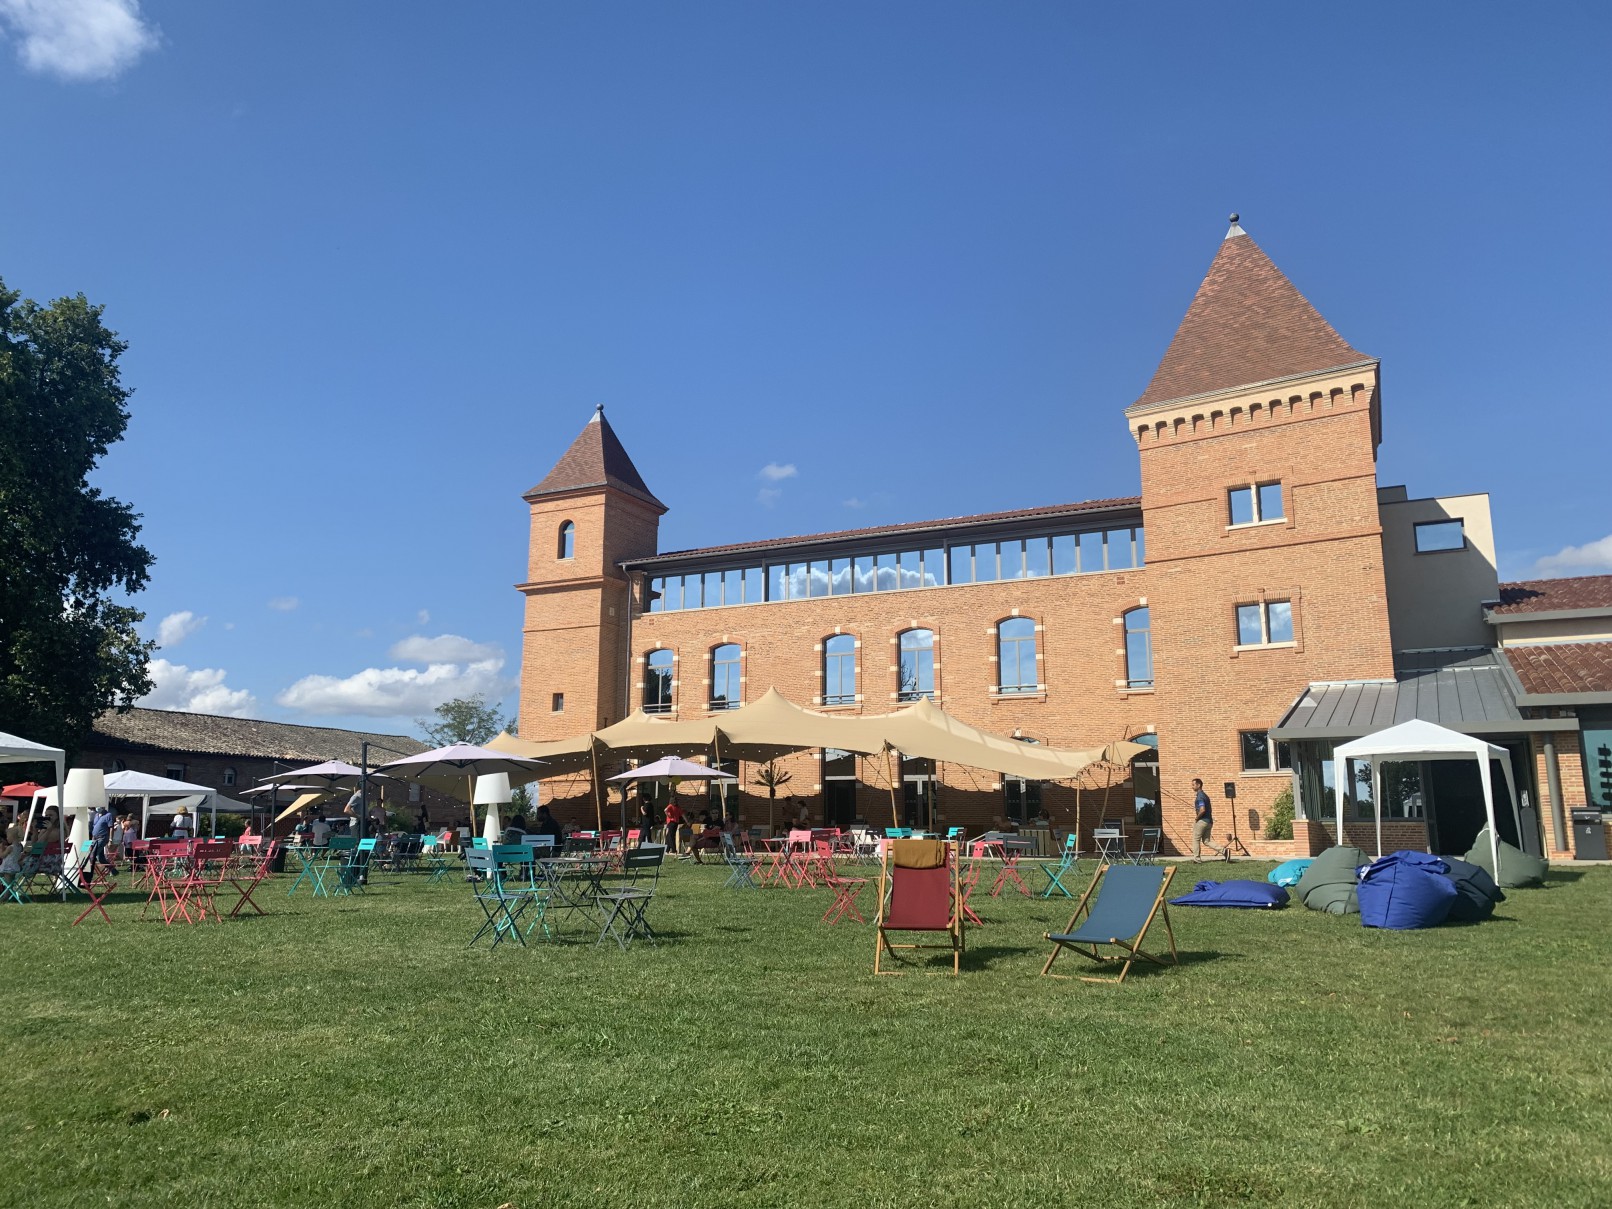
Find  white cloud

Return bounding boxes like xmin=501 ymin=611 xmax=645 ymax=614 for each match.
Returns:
xmin=141 ymin=658 xmax=256 ymax=717
xmin=842 ymin=497 xmax=866 ymax=509
xmin=757 ymin=487 xmax=782 ymax=507
xmin=267 ymin=596 xmax=299 ymax=612
xmin=757 ymin=462 xmax=798 ymax=482
xmin=389 ymin=634 xmax=503 ymax=664
xmin=155 ymin=609 xmax=205 ymax=648
xmin=277 ymin=658 xmax=509 ymax=719
xmin=0 ymin=0 xmax=158 ymax=82
xmin=1533 ymin=534 xmax=1612 ymax=578
xmin=416 ymin=608 xmax=430 ymax=625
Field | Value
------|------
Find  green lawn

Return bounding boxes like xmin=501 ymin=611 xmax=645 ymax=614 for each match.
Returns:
xmin=3 ymin=858 xmax=1610 ymax=1209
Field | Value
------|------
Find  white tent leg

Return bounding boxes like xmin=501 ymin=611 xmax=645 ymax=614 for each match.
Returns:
xmin=1332 ymin=753 xmax=1346 ymax=847
xmin=1373 ymin=762 xmax=1384 ymax=858
xmin=1478 ymin=757 xmax=1499 ymax=878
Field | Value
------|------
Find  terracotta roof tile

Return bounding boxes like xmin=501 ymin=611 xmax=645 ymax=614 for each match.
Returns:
xmin=526 ymin=408 xmax=665 ymax=510
xmin=1492 ymin=575 xmax=1612 ymax=615
xmin=91 ymin=708 xmax=428 ymax=763
xmin=1504 ymin=642 xmax=1612 ymax=697
xmin=1135 ymin=228 xmax=1368 ymax=407
xmin=627 ymin=496 xmax=1142 ymax=565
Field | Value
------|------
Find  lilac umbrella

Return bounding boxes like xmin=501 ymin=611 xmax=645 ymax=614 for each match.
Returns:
xmin=371 ymin=743 xmax=547 ymax=835
xmin=606 ymin=755 xmax=738 ymax=782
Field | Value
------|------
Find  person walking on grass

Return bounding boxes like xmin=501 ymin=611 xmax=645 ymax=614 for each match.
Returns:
xmin=1191 ymin=778 xmax=1228 ymax=861
xmin=663 ymin=799 xmax=686 ymax=854
xmin=85 ymin=804 xmax=118 ymax=886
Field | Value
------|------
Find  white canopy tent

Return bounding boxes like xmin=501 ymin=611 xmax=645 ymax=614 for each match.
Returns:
xmin=1 ymin=730 xmax=66 ymax=840
xmin=1333 ymin=718 xmax=1520 ymax=875
xmin=103 ymin=770 xmax=219 ymax=838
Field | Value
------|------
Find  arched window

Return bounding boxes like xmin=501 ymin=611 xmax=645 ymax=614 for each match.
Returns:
xmin=710 ymin=644 xmax=741 ymax=710
xmin=997 ymin=617 xmax=1038 ymax=694
xmin=898 ymin=628 xmax=934 ymax=701
xmin=1124 ymin=607 xmax=1153 ymax=689
xmin=644 ymin=649 xmax=674 ymax=714
xmin=823 ymin=634 xmax=856 ymax=705
xmin=557 ymin=521 xmax=575 ymax=560
xmin=222 ymin=767 xmax=237 ymax=787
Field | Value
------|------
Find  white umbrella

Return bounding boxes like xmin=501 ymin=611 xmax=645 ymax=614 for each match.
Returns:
xmin=606 ymin=756 xmax=738 ymax=783
xmin=372 ymin=745 xmax=544 ymax=837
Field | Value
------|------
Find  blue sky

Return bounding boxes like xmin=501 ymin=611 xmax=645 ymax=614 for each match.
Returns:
xmin=3 ymin=1 xmax=1608 ymax=737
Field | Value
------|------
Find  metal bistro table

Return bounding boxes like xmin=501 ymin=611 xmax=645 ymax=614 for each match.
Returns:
xmin=535 ymin=855 xmax=612 ymax=932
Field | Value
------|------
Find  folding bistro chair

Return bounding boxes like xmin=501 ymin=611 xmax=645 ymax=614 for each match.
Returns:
xmin=418 ymin=834 xmax=453 ymax=884
xmin=719 ymin=833 xmax=762 ymax=890
xmin=1041 ymin=863 xmax=1178 ymax=984
xmin=228 ymin=842 xmax=280 ymax=918
xmin=874 ymin=838 xmax=964 ymax=975
xmin=332 ymin=837 xmax=377 ymax=895
xmin=1092 ymin=827 xmax=1128 ymax=863
xmin=70 ymin=863 xmax=118 ymax=926
xmin=1 ymin=860 xmax=29 ymax=904
xmin=1129 ymin=827 xmax=1162 ymax=864
xmin=465 ymin=849 xmax=548 ymax=948
xmin=821 ymin=861 xmax=870 ymax=925
xmin=596 ymin=847 xmax=664 ymax=950
xmin=1036 ymin=834 xmax=1082 ymax=898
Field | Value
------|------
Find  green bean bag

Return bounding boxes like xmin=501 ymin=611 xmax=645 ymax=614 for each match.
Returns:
xmin=1464 ymin=828 xmax=1547 ymax=889
xmin=1295 ymin=845 xmax=1369 ymax=915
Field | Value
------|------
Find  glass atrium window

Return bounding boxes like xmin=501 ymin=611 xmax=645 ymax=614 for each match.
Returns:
xmin=997 ymin=617 xmax=1038 ymax=694
xmin=710 ymin=644 xmax=741 ymax=709
xmin=644 ymin=650 xmax=674 ymax=714
xmin=898 ymin=629 xmax=935 ymax=701
xmin=823 ymin=634 xmax=856 ymax=706
xmin=1124 ymin=607 xmax=1153 ymax=688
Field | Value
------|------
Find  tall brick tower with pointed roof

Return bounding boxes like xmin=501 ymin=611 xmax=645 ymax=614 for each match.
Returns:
xmin=1127 ymin=217 xmax=1395 ymax=836
xmin=517 ymin=406 xmax=664 ymax=740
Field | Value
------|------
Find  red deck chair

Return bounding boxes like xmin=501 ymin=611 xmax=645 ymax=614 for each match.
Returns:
xmin=874 ymin=838 xmax=964 ymax=975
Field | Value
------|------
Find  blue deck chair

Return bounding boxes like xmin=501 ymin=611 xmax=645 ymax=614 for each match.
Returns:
xmin=1041 ymin=863 xmax=1178 ymax=984
xmin=1037 ymin=834 xmax=1082 ymax=898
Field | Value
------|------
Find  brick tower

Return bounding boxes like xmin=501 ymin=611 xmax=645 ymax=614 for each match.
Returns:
xmin=1126 ymin=217 xmax=1396 ymax=841
xmin=517 ymin=407 xmax=665 ymax=739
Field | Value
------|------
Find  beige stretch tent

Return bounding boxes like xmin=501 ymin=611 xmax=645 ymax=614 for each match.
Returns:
xmin=487 ymin=688 xmax=1150 ymax=825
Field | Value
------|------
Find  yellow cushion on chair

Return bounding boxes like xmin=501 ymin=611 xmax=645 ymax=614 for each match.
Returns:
xmin=891 ymin=839 xmax=947 ymax=870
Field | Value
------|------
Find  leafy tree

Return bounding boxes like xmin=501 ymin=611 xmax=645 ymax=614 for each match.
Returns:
xmin=0 ymin=280 xmax=154 ymax=757
xmin=417 ymin=693 xmax=510 ymax=747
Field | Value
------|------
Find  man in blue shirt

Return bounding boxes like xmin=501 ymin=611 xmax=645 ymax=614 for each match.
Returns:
xmin=1191 ymin=778 xmax=1227 ymax=861
xmin=87 ymin=804 xmax=118 ymax=881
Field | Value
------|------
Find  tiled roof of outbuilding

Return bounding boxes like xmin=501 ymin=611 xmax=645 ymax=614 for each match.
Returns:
xmin=1134 ymin=223 xmax=1369 ymax=408
xmin=91 ymin=708 xmax=428 ymax=764
xmin=526 ymin=407 xmax=666 ymax=510
xmin=626 ymin=496 xmax=1142 ymax=566
xmin=1504 ymin=642 xmax=1612 ymax=699
xmin=1491 ymin=575 xmax=1612 ymax=615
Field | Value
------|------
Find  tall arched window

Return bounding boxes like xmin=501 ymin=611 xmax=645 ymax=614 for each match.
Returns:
xmin=997 ymin=617 xmax=1038 ymax=694
xmin=823 ymin=634 xmax=856 ymax=705
xmin=644 ymin=649 xmax=674 ymax=713
xmin=898 ymin=628 xmax=934 ymax=701
xmin=557 ymin=521 xmax=575 ymax=560
xmin=1124 ymin=607 xmax=1153 ymax=689
xmin=710 ymin=643 xmax=741 ymax=709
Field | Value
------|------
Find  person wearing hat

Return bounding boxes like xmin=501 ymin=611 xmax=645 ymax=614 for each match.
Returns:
xmin=170 ymin=805 xmax=193 ymax=839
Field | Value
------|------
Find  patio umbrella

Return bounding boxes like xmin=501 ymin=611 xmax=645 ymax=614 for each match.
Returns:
xmin=606 ymin=755 xmax=738 ymax=783
xmin=257 ymin=761 xmax=373 ymax=790
xmin=370 ymin=744 xmax=546 ymax=837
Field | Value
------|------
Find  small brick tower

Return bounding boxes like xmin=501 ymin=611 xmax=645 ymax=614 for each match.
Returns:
xmin=517 ymin=406 xmax=665 ymax=739
xmin=1126 ymin=217 xmax=1396 ymax=834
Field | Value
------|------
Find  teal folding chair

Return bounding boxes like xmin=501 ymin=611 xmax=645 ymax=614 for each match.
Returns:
xmin=1 ymin=861 xmax=31 ymax=904
xmin=1042 ymin=863 xmax=1178 ymax=984
xmin=419 ymin=835 xmax=452 ymax=884
xmin=333 ymin=837 xmax=377 ymax=895
xmin=1037 ymin=834 xmax=1082 ymax=898
xmin=719 ymin=834 xmax=762 ymax=889
xmin=466 ymin=849 xmax=549 ymax=948
xmin=286 ymin=844 xmax=336 ymax=897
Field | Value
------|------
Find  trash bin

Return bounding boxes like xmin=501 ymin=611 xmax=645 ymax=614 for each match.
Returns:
xmin=269 ymin=845 xmax=289 ymax=874
xmin=1571 ymin=809 xmax=1609 ymax=860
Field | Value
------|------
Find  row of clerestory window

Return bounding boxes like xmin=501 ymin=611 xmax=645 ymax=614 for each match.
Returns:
xmin=642 ymin=610 xmax=1152 ymax=714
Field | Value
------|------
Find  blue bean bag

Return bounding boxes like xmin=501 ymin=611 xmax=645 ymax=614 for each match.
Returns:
xmin=1358 ymin=851 xmax=1457 ymax=930
xmin=1169 ymin=879 xmax=1289 ymax=908
xmin=1268 ymin=858 xmax=1314 ymax=888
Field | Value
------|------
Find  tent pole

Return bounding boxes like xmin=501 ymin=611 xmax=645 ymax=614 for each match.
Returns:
xmin=466 ymin=774 xmax=476 ymax=838
xmin=590 ymin=744 xmax=604 ymax=832
xmin=1480 ymin=755 xmax=1500 ymax=878
xmin=885 ymin=748 xmax=899 ymax=829
xmin=1500 ymin=751 xmax=1523 ymax=856
xmin=1333 ymin=752 xmax=1345 ymax=848
xmin=1372 ymin=761 xmax=1384 ymax=858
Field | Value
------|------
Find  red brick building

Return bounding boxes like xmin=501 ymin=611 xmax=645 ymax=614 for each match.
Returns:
xmin=515 ymin=220 xmax=1605 ymax=857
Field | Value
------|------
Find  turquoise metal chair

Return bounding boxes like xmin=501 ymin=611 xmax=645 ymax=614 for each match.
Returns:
xmin=333 ymin=837 xmax=377 ymax=895
xmin=419 ymin=834 xmax=452 ymax=884
xmin=466 ymin=849 xmax=549 ymax=948
xmin=1037 ymin=834 xmax=1082 ymax=898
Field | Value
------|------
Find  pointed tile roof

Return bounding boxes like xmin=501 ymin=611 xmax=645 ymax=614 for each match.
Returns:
xmin=525 ymin=406 xmax=666 ymax=511
xmin=1134 ymin=219 xmax=1370 ymax=408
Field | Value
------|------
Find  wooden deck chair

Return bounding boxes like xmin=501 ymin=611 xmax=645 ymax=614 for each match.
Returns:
xmin=1041 ymin=863 xmax=1178 ymax=984
xmin=874 ymin=838 xmax=963 ymax=975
